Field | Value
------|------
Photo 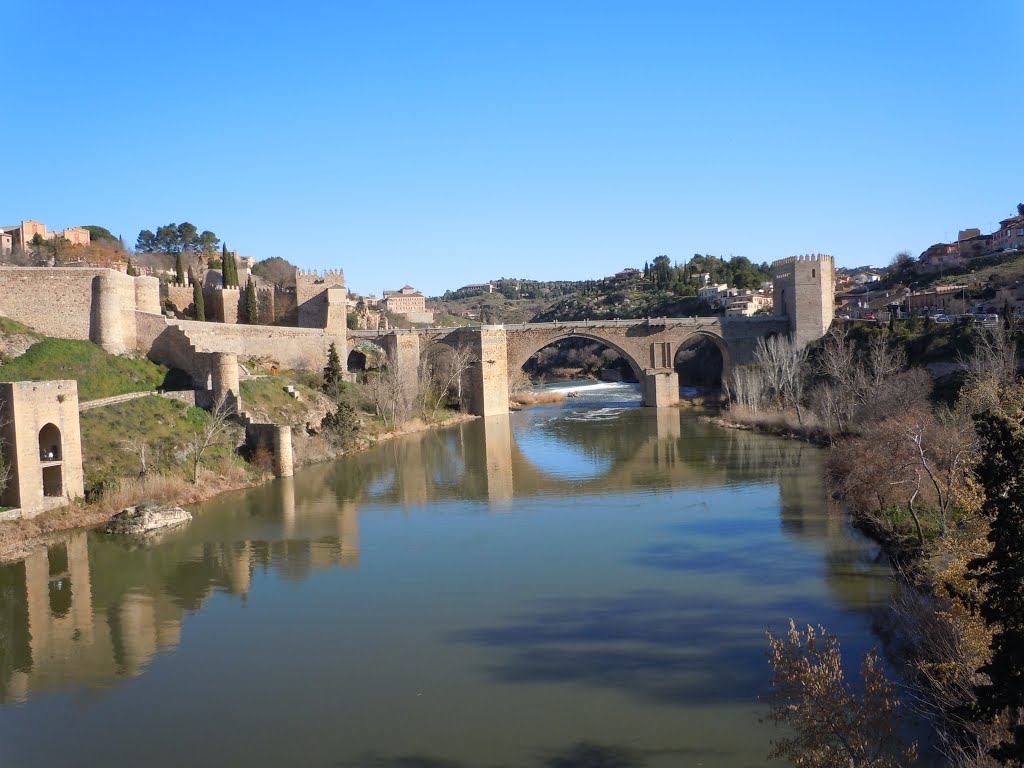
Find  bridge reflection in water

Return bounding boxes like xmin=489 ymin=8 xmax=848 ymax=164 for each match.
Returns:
xmin=0 ymin=403 xmax=887 ymax=711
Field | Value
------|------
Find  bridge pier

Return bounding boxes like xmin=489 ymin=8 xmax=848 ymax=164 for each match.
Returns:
xmin=467 ymin=327 xmax=510 ymax=417
xmin=380 ymin=333 xmax=421 ymax=405
xmin=641 ymin=368 xmax=679 ymax=408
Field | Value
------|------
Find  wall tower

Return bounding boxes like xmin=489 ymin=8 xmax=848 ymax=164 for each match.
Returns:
xmin=771 ymin=254 xmax=835 ymax=348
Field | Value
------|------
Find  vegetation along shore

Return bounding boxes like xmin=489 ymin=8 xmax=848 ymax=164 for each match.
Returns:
xmin=716 ymin=315 xmax=1024 ymax=766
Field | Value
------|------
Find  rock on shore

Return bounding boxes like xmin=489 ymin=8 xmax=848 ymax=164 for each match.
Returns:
xmin=104 ymin=504 xmax=192 ymax=535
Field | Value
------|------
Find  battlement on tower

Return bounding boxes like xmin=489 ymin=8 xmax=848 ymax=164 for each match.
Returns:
xmin=295 ymin=268 xmax=345 ymax=285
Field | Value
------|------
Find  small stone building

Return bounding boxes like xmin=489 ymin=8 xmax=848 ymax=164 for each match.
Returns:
xmin=0 ymin=380 xmax=85 ymax=519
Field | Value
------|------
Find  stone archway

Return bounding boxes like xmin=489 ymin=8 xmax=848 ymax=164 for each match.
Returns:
xmin=513 ymin=332 xmax=646 ymax=385
xmin=674 ymin=332 xmax=731 ymax=391
xmin=39 ymin=423 xmax=63 ymax=498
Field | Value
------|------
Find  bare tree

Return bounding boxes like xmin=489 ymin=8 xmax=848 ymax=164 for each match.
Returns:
xmin=766 ymin=619 xmax=918 ymax=768
xmin=754 ymin=335 xmax=808 ymax=422
xmin=867 ymin=333 xmax=907 ymax=387
xmin=366 ymin=354 xmax=417 ymax=427
xmin=728 ymin=364 xmax=767 ymax=412
xmin=188 ymin=397 xmax=235 ymax=484
xmin=420 ymin=345 xmax=478 ymax=419
xmin=119 ymin=437 xmax=151 ymax=477
xmin=0 ymin=406 xmax=11 ymax=499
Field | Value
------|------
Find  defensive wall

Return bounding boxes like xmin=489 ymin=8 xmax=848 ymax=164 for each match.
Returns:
xmin=0 ymin=266 xmax=348 ymax=412
xmin=163 ymin=282 xmax=293 ymax=326
xmin=296 ymin=269 xmax=347 ymax=334
xmin=0 ymin=267 xmax=160 ymax=353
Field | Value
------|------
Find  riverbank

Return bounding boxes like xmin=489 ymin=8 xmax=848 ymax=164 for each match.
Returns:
xmin=0 ymin=410 xmax=478 ymax=565
xmin=700 ymin=406 xmax=831 ymax=445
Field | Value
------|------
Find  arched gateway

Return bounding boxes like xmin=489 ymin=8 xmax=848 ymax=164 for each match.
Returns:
xmin=347 ymin=255 xmax=835 ymax=416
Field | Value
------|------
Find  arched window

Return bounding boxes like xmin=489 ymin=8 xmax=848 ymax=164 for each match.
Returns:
xmin=39 ymin=423 xmax=62 ymax=462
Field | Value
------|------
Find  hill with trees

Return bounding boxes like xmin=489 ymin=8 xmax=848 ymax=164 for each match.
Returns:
xmin=429 ymin=255 xmax=772 ymax=323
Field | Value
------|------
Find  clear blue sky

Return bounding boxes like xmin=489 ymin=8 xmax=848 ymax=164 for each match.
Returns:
xmin=2 ymin=1 xmax=1021 ymax=296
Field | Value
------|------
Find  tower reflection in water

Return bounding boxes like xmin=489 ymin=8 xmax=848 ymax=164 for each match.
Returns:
xmin=0 ymin=472 xmax=359 ymax=705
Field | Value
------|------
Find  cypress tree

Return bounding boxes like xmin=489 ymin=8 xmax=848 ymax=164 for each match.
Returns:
xmin=245 ymin=277 xmax=258 ymax=324
xmin=190 ymin=269 xmax=205 ymax=321
xmin=968 ymin=411 xmax=1024 ymax=764
xmin=224 ymin=250 xmax=238 ymax=288
xmin=175 ymin=252 xmax=185 ymax=285
xmin=322 ymin=342 xmax=343 ymax=398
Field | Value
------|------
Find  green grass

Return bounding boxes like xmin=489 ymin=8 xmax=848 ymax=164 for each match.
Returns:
xmin=0 ymin=316 xmax=42 ymax=338
xmin=79 ymin=396 xmax=245 ymax=498
xmin=240 ymin=373 xmax=322 ymax=427
xmin=433 ymin=312 xmax=477 ymax=327
xmin=0 ymin=338 xmax=168 ymax=400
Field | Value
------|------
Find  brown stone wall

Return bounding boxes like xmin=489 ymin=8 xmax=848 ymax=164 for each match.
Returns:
xmin=169 ymin=319 xmax=347 ymax=371
xmin=163 ymin=283 xmax=195 ymax=317
xmin=0 ymin=267 xmax=158 ymax=352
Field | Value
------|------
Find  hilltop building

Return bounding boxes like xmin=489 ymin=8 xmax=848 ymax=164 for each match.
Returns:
xmin=917 ymin=207 xmax=1024 ymax=270
xmin=993 ymin=214 xmax=1024 ymax=253
xmin=381 ymin=285 xmax=433 ymax=324
xmin=725 ymin=289 xmax=773 ymax=317
xmin=0 ymin=220 xmax=91 ymax=255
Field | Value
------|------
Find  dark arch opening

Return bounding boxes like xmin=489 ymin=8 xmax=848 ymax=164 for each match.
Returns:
xmin=522 ymin=337 xmax=639 ymax=384
xmin=674 ymin=336 xmax=725 ymax=390
xmin=347 ymin=350 xmax=367 ymax=372
xmin=347 ymin=342 xmax=387 ymax=378
xmin=39 ymin=423 xmax=62 ymax=462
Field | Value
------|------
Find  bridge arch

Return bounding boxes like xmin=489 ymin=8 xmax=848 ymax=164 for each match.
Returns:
xmin=673 ymin=331 xmax=732 ymax=390
xmin=512 ymin=331 xmax=646 ymax=383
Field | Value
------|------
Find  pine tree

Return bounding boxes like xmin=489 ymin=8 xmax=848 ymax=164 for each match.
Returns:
xmin=175 ymin=252 xmax=185 ymax=285
xmin=322 ymin=342 xmax=343 ymax=398
xmin=190 ymin=269 xmax=205 ymax=321
xmin=968 ymin=411 xmax=1024 ymax=764
xmin=245 ymin=277 xmax=258 ymax=324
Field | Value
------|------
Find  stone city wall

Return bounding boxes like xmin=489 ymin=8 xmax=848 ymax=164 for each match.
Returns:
xmin=168 ymin=319 xmax=347 ymax=371
xmin=163 ymin=283 xmax=195 ymax=316
xmin=0 ymin=267 xmax=160 ymax=352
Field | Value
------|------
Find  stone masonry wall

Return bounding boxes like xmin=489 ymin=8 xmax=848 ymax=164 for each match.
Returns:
xmin=0 ymin=267 xmax=159 ymax=352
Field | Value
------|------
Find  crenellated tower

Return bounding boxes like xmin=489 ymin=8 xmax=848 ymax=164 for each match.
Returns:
xmin=771 ymin=254 xmax=835 ymax=348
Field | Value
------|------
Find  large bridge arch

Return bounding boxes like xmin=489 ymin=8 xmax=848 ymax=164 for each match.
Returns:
xmin=509 ymin=330 xmax=646 ymax=383
xmin=673 ymin=330 xmax=733 ymax=390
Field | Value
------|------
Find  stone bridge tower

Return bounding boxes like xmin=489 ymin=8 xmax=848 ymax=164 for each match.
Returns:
xmin=771 ymin=254 xmax=835 ymax=348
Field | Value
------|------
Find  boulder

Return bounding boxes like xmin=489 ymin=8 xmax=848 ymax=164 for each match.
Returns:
xmin=104 ymin=503 xmax=192 ymax=535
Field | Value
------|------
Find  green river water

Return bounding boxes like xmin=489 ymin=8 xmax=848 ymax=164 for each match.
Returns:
xmin=0 ymin=382 xmax=906 ymax=767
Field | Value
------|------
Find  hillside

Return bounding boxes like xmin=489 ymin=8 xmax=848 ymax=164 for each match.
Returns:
xmin=0 ymin=335 xmax=169 ymax=400
xmin=430 ymin=255 xmax=772 ymax=323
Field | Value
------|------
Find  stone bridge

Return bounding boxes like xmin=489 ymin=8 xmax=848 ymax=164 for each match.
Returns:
xmin=349 ymin=315 xmax=790 ymax=415
xmin=349 ymin=253 xmax=835 ymax=415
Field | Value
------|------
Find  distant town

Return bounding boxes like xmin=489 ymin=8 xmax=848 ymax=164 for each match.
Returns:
xmin=3 ymin=201 xmax=1024 ymax=331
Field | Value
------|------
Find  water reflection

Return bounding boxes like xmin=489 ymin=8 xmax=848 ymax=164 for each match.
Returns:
xmin=0 ymin=397 xmax=896 ymax=768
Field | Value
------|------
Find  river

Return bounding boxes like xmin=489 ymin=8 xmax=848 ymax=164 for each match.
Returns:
xmin=0 ymin=381 xmax=902 ymax=767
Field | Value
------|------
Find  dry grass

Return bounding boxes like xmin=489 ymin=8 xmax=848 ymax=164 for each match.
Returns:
xmin=511 ymin=391 xmax=567 ymax=406
xmin=707 ymin=405 xmax=829 ymax=443
xmin=0 ymin=467 xmax=263 ymax=564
